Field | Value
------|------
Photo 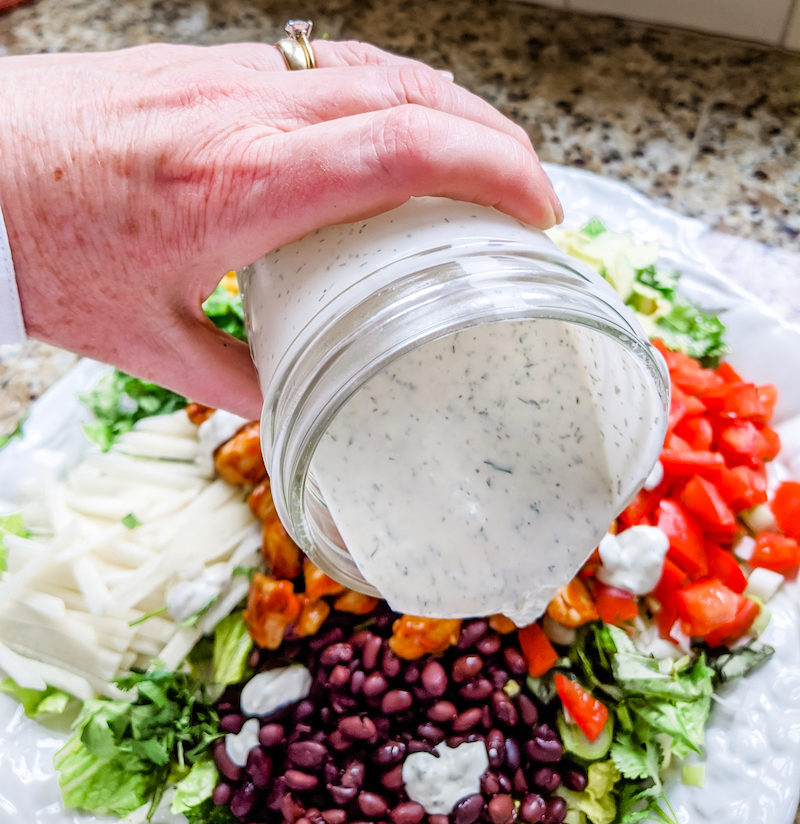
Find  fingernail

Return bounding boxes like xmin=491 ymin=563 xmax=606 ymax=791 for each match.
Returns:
xmin=437 ymin=69 xmax=455 ymax=82
xmin=552 ymin=195 xmax=564 ymax=225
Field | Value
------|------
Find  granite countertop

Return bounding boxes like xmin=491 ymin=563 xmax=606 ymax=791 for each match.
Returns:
xmin=1 ymin=0 xmax=799 ymax=435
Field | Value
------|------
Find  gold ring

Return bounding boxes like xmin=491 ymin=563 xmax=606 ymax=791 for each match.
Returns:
xmin=275 ymin=20 xmax=317 ymax=70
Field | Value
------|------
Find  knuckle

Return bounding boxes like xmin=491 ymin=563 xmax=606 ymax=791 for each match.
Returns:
xmin=394 ymin=64 xmax=446 ymax=108
xmin=371 ymin=104 xmax=438 ymax=176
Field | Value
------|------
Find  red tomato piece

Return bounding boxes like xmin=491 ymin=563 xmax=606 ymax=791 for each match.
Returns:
xmin=674 ymin=416 xmax=714 ymax=451
xmin=705 ymin=544 xmax=747 ymax=593
xmin=718 ymin=421 xmax=776 ymax=464
xmin=593 ymin=582 xmax=639 ymax=624
xmin=750 ymin=531 xmax=800 ymax=572
xmin=772 ymin=481 xmax=800 ymax=542
xmin=701 ymin=383 xmax=769 ymax=421
xmin=679 ymin=475 xmax=738 ymax=535
xmin=676 ymin=578 xmax=747 ymax=638
xmin=704 ymin=597 xmax=760 ymax=648
xmin=716 ymin=465 xmax=768 ymax=512
xmin=656 ymin=499 xmax=708 ymax=578
xmin=715 ymin=362 xmax=743 ymax=384
xmin=618 ymin=488 xmax=662 ymax=528
xmin=554 ymin=674 xmax=609 ymax=742
xmin=517 ymin=622 xmax=558 ymax=677
xmin=757 ymin=425 xmax=781 ymax=461
xmin=660 ymin=447 xmax=725 ymax=480
xmin=668 ymin=386 xmax=706 ymax=434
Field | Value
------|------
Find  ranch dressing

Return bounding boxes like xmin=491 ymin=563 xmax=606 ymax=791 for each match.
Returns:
xmin=310 ymin=318 xmax=662 ymax=625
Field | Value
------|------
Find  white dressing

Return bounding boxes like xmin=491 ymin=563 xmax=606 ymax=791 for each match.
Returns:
xmin=239 ymin=665 xmax=312 ymax=717
xmin=597 ymin=525 xmax=669 ymax=595
xmin=225 ymin=718 xmax=260 ymax=768
xmin=401 ymin=741 xmax=489 ymax=814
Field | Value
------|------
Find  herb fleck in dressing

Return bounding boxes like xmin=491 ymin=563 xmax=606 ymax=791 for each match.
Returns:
xmin=311 ymin=318 xmax=662 ymax=625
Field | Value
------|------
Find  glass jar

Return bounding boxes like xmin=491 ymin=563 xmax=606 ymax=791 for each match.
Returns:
xmin=239 ymin=198 xmax=669 ymax=622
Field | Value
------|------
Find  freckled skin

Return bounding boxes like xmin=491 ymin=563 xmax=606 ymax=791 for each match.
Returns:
xmin=0 ymin=42 xmax=560 ymax=417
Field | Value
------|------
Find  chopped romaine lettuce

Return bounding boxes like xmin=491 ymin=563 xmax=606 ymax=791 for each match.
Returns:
xmin=556 ymin=759 xmax=621 ymax=824
xmin=0 ymin=678 xmax=72 ymax=719
xmin=0 ymin=511 xmax=27 ymax=574
xmin=212 ymin=613 xmax=253 ymax=687
xmin=170 ymin=757 xmax=218 ymax=814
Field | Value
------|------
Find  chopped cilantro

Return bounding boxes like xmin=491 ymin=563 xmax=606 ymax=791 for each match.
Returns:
xmin=581 ymin=217 xmax=607 ymax=237
xmin=121 ymin=513 xmax=141 ymax=530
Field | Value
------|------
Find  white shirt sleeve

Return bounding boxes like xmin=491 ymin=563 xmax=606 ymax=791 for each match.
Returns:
xmin=0 ymin=200 xmax=26 ymax=345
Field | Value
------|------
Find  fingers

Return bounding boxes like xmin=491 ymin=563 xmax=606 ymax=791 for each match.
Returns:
xmin=216 ymin=105 xmax=561 ymax=273
xmin=160 ymin=321 xmax=264 ymax=420
xmin=245 ymin=63 xmax=534 ymax=155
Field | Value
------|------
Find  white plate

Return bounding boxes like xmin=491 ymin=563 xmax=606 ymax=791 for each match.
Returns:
xmin=1 ymin=165 xmax=800 ymax=824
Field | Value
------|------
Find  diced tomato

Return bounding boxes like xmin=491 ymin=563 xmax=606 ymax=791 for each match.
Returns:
xmin=578 ymin=549 xmax=602 ymax=580
xmin=652 ymin=557 xmax=687 ymax=638
xmin=656 ymin=499 xmax=708 ymax=578
xmin=676 ymin=578 xmax=749 ymax=638
xmin=593 ymin=582 xmax=639 ymax=624
xmin=671 ymin=362 xmax=725 ymax=396
xmin=716 ymin=465 xmax=768 ymax=512
xmin=704 ymin=597 xmax=760 ymax=647
xmin=679 ymin=475 xmax=738 ymax=535
xmin=518 ymin=622 xmax=558 ymax=677
xmin=718 ymin=421 xmax=778 ymax=464
xmin=668 ymin=385 xmax=706 ymax=434
xmin=554 ymin=674 xmax=609 ymax=742
xmin=674 ymin=416 xmax=713 ymax=451
xmin=705 ymin=544 xmax=747 ymax=593
xmin=750 ymin=531 xmax=800 ymax=572
xmin=703 ymin=381 xmax=775 ymax=424
xmin=546 ymin=578 xmax=599 ymax=627
xmin=660 ymin=447 xmax=725 ymax=480
xmin=618 ymin=488 xmax=661 ymax=528
xmin=771 ymin=481 xmax=800 ymax=542
xmin=714 ymin=362 xmax=743 ymax=384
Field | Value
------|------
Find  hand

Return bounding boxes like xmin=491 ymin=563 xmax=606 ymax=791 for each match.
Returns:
xmin=0 ymin=41 xmax=562 ymax=419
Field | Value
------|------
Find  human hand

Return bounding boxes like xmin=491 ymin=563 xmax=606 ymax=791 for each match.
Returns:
xmin=0 ymin=41 xmax=562 ymax=419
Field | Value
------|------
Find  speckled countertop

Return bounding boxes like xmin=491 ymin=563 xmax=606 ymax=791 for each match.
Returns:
xmin=0 ymin=0 xmax=798 ymax=434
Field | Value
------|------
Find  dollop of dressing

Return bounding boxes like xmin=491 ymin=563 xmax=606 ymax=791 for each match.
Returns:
xmin=311 ymin=319 xmax=663 ymax=624
xmin=239 ymin=665 xmax=312 ymax=717
xmin=401 ymin=741 xmax=489 ymax=814
xmin=225 ymin=718 xmax=260 ymax=767
xmin=596 ymin=525 xmax=669 ymax=595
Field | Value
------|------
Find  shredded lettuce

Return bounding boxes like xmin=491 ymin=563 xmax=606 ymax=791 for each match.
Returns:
xmin=0 ymin=511 xmax=28 ymax=574
xmin=0 ymin=678 xmax=72 ymax=719
xmin=0 ymin=416 xmax=26 ymax=450
xmin=170 ymin=757 xmax=219 ymax=814
xmin=556 ymin=760 xmax=621 ymax=824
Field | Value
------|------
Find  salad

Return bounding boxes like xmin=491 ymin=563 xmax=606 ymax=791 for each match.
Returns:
xmin=1 ymin=221 xmax=799 ymax=824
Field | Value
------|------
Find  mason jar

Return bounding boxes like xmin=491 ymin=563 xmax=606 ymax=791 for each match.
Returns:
xmin=239 ymin=197 xmax=669 ymax=624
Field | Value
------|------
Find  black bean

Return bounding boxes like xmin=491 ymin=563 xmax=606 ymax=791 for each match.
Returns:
xmin=213 ymin=782 xmax=232 ymax=806
xmin=382 ymin=689 xmax=413 ymax=713
xmin=427 ymin=700 xmax=457 ymax=723
xmin=512 ymin=767 xmax=528 ymax=793
xmin=563 ymin=767 xmax=587 ymax=792
xmin=503 ymin=647 xmax=528 ymax=675
xmin=486 ymin=728 xmax=506 ymax=768
xmin=520 ymin=793 xmax=546 ymax=823
xmin=328 ymin=784 xmax=358 ymax=805
xmin=453 ymin=655 xmax=483 ymax=683
xmin=452 ymin=707 xmax=483 ymax=731
xmin=525 ymin=736 xmax=563 ymax=763
xmin=390 ymin=801 xmax=426 ymax=824
xmin=350 ymin=669 xmax=366 ymax=695
xmin=380 ymin=764 xmax=404 ymax=790
xmin=544 ymin=797 xmax=567 ymax=824
xmin=341 ymin=760 xmax=366 ymax=788
xmin=375 ymin=739 xmax=407 ymax=765
xmin=481 ymin=705 xmax=493 ymax=730
xmin=332 ymin=695 xmax=358 ymax=714
xmin=487 ymin=793 xmax=516 ymax=824
xmin=363 ymin=672 xmax=389 ymax=697
xmin=283 ymin=795 xmax=307 ymax=822
xmin=417 ymin=722 xmax=446 ymax=744
xmin=490 ymin=669 xmax=510 ymax=690
xmin=403 ymin=663 xmax=421 ymax=684
xmin=481 ymin=772 xmax=500 ymax=795
xmin=476 ymin=633 xmax=502 ymax=655
xmin=338 ymin=715 xmax=377 ymax=740
xmin=327 ymin=729 xmax=352 ymax=751
xmin=382 ymin=649 xmax=402 ymax=678
xmin=285 ymin=769 xmax=319 ymax=791
xmin=289 ymin=723 xmax=314 ymax=744
xmin=453 ymin=793 xmax=484 ymax=824
xmin=351 ymin=630 xmax=372 ymax=648
xmin=447 ymin=735 xmax=465 ymax=748
xmin=294 ymin=700 xmax=315 ymax=722
xmin=460 ymin=678 xmax=494 ymax=701
xmin=458 ymin=619 xmax=489 ymax=649
xmin=328 ymin=664 xmax=351 ymax=688
xmin=309 ymin=627 xmax=345 ymax=651
xmin=430 ymin=815 xmax=449 ymax=824
xmin=213 ymin=740 xmax=244 ymax=782
xmin=288 ymin=740 xmax=327 ymax=769
xmin=246 ymin=746 xmax=272 ymax=788
xmin=407 ymin=739 xmax=436 ymax=754
xmin=532 ymin=766 xmax=560 ymax=793
xmin=362 ymin=635 xmax=383 ymax=670
xmin=322 ymin=809 xmax=348 ymax=824
xmin=230 ymin=781 xmax=256 ymax=818
xmin=259 ymin=722 xmax=285 ymax=748
xmin=219 ymin=713 xmax=245 ymax=733
xmin=534 ymin=723 xmax=559 ymax=741
xmin=359 ymin=791 xmax=389 ymax=818
xmin=505 ymin=737 xmax=521 ymax=771
xmin=321 ymin=642 xmax=354 ymax=667
xmin=497 ymin=773 xmax=513 ymax=793
xmin=248 ymin=648 xmax=262 ymax=668
xmin=421 ymin=660 xmax=448 ymax=696
xmin=267 ymin=776 xmax=289 ymax=810
xmin=492 ymin=691 xmax=519 ymax=726
xmin=517 ymin=694 xmax=539 ymax=726
xmin=319 ymin=707 xmax=333 ymax=724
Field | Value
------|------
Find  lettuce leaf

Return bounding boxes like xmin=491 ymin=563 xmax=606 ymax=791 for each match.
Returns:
xmin=0 ymin=678 xmax=72 ymax=719
xmin=212 ymin=612 xmax=253 ymax=687
xmin=202 ymin=283 xmax=247 ymax=342
xmin=170 ymin=757 xmax=218 ymax=814
xmin=556 ymin=759 xmax=621 ymax=824
xmin=0 ymin=511 xmax=28 ymax=574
